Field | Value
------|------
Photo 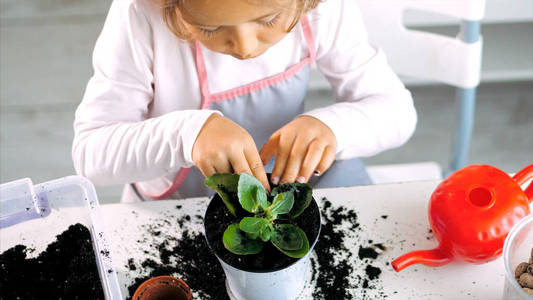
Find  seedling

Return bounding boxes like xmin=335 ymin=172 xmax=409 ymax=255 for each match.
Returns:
xmin=205 ymin=173 xmax=313 ymax=258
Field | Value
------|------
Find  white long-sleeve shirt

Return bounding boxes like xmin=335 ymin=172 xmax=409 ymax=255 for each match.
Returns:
xmin=73 ymin=0 xmax=417 ymax=186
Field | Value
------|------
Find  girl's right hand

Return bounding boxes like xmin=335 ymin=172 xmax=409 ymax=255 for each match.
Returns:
xmin=192 ymin=113 xmax=270 ymax=191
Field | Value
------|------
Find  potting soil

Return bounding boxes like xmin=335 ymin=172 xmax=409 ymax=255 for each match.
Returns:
xmin=0 ymin=223 xmax=105 ymax=300
xmin=204 ymin=194 xmax=321 ymax=272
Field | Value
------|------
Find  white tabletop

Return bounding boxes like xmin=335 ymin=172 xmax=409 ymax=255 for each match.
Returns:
xmin=0 ymin=180 xmax=507 ymax=299
xmin=96 ymin=180 xmax=505 ymax=299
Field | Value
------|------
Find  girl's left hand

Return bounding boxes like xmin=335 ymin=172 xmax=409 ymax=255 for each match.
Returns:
xmin=259 ymin=115 xmax=337 ymax=185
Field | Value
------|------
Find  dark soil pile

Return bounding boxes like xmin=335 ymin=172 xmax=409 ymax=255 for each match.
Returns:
xmin=311 ymin=198 xmax=387 ymax=299
xmin=311 ymin=199 xmax=355 ymax=298
xmin=126 ymin=229 xmax=228 ymax=300
xmin=204 ymin=194 xmax=321 ymax=272
xmin=0 ymin=223 xmax=105 ymax=300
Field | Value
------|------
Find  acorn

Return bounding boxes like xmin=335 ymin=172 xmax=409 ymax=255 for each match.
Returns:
xmin=516 ymin=262 xmax=529 ymax=278
xmin=519 ymin=273 xmax=533 ymax=289
xmin=528 ymin=264 xmax=533 ymax=276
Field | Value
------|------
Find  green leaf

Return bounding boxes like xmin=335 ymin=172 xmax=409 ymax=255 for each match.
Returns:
xmin=245 ymin=232 xmax=259 ymax=240
xmin=271 ymin=224 xmax=303 ymax=250
xmin=256 ymin=187 xmax=270 ymax=211
xmin=223 ymin=224 xmax=263 ymax=255
xmin=270 ymin=183 xmax=292 ymax=197
xmin=271 ymin=224 xmax=310 ymax=258
xmin=290 ymin=183 xmax=313 ymax=218
xmin=259 ymin=226 xmax=271 ymax=242
xmin=268 ymin=192 xmax=294 ymax=217
xmin=239 ymin=217 xmax=266 ymax=234
xmin=272 ymin=182 xmax=312 ymax=218
xmin=204 ymin=173 xmax=239 ymax=216
xmin=238 ymin=173 xmax=267 ymax=213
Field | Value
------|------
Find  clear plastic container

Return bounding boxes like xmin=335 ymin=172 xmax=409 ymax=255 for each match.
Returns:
xmin=0 ymin=176 xmax=123 ymax=300
xmin=503 ymin=214 xmax=533 ymax=299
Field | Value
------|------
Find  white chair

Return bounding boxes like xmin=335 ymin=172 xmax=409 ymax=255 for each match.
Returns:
xmin=357 ymin=0 xmax=486 ymax=183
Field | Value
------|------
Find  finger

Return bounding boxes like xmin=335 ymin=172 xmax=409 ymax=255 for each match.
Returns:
xmin=245 ymin=148 xmax=270 ymax=192
xmin=259 ymin=132 xmax=280 ymax=166
xmin=198 ymin=161 xmax=217 ymax=178
xmin=298 ymin=139 xmax=326 ymax=182
xmin=280 ymin=135 xmax=310 ymax=184
xmin=271 ymin=132 xmax=296 ymax=185
xmin=316 ymin=145 xmax=336 ymax=175
xmin=229 ymin=150 xmax=253 ymax=176
xmin=213 ymin=159 xmax=232 ymax=174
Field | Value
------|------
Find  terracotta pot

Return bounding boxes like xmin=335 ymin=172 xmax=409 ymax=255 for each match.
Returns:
xmin=132 ymin=275 xmax=192 ymax=300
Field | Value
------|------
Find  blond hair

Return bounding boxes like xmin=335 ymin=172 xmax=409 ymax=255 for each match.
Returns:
xmin=158 ymin=0 xmax=320 ymax=40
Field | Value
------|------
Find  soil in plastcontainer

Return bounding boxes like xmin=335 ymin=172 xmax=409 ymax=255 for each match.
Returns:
xmin=204 ymin=194 xmax=321 ymax=272
xmin=0 ymin=223 xmax=105 ymax=300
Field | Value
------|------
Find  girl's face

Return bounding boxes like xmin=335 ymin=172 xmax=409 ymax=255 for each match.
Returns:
xmin=180 ymin=0 xmax=296 ymax=60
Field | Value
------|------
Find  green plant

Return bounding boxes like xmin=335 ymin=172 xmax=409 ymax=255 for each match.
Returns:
xmin=205 ymin=173 xmax=313 ymax=258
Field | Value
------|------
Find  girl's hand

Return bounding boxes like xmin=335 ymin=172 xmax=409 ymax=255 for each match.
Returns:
xmin=192 ymin=113 xmax=270 ymax=191
xmin=260 ymin=115 xmax=337 ymax=185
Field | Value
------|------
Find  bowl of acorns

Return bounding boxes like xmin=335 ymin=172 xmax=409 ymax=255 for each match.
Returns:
xmin=504 ymin=214 xmax=533 ymax=299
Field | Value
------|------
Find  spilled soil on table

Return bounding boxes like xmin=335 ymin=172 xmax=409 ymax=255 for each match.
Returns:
xmin=309 ymin=198 xmax=388 ymax=299
xmin=127 ymin=197 xmax=391 ymax=299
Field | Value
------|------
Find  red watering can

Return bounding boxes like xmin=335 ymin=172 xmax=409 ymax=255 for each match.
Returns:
xmin=392 ymin=164 xmax=533 ymax=272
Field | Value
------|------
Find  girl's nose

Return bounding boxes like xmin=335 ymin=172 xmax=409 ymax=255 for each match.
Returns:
xmin=227 ymin=25 xmax=258 ymax=59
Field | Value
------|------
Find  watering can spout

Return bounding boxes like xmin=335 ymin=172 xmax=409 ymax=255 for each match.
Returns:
xmin=391 ymin=248 xmax=453 ymax=272
xmin=512 ymin=164 xmax=533 ymax=203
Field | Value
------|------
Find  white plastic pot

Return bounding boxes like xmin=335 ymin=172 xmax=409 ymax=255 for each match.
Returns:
xmin=204 ymin=196 xmax=321 ymax=300
xmin=220 ymin=249 xmax=314 ymax=300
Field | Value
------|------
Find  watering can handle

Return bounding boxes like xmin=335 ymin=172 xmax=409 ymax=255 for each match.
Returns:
xmin=512 ymin=164 xmax=533 ymax=202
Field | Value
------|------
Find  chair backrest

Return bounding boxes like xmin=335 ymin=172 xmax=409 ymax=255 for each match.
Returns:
xmin=356 ymin=0 xmax=486 ymax=88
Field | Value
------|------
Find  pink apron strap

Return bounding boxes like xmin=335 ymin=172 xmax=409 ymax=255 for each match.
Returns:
xmin=137 ymin=42 xmax=207 ymax=200
xmin=300 ymin=15 xmax=317 ymax=62
xmin=194 ymin=40 xmax=212 ymax=109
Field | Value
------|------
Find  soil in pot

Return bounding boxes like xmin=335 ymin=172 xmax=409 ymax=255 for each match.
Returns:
xmin=0 ymin=223 xmax=105 ymax=299
xmin=204 ymin=193 xmax=320 ymax=272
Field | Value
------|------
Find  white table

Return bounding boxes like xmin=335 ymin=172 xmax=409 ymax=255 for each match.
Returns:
xmin=97 ymin=180 xmax=505 ymax=299
xmin=1 ymin=180 xmax=506 ymax=299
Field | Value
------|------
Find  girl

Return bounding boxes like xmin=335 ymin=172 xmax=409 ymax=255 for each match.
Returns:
xmin=72 ymin=0 xmax=417 ymax=202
